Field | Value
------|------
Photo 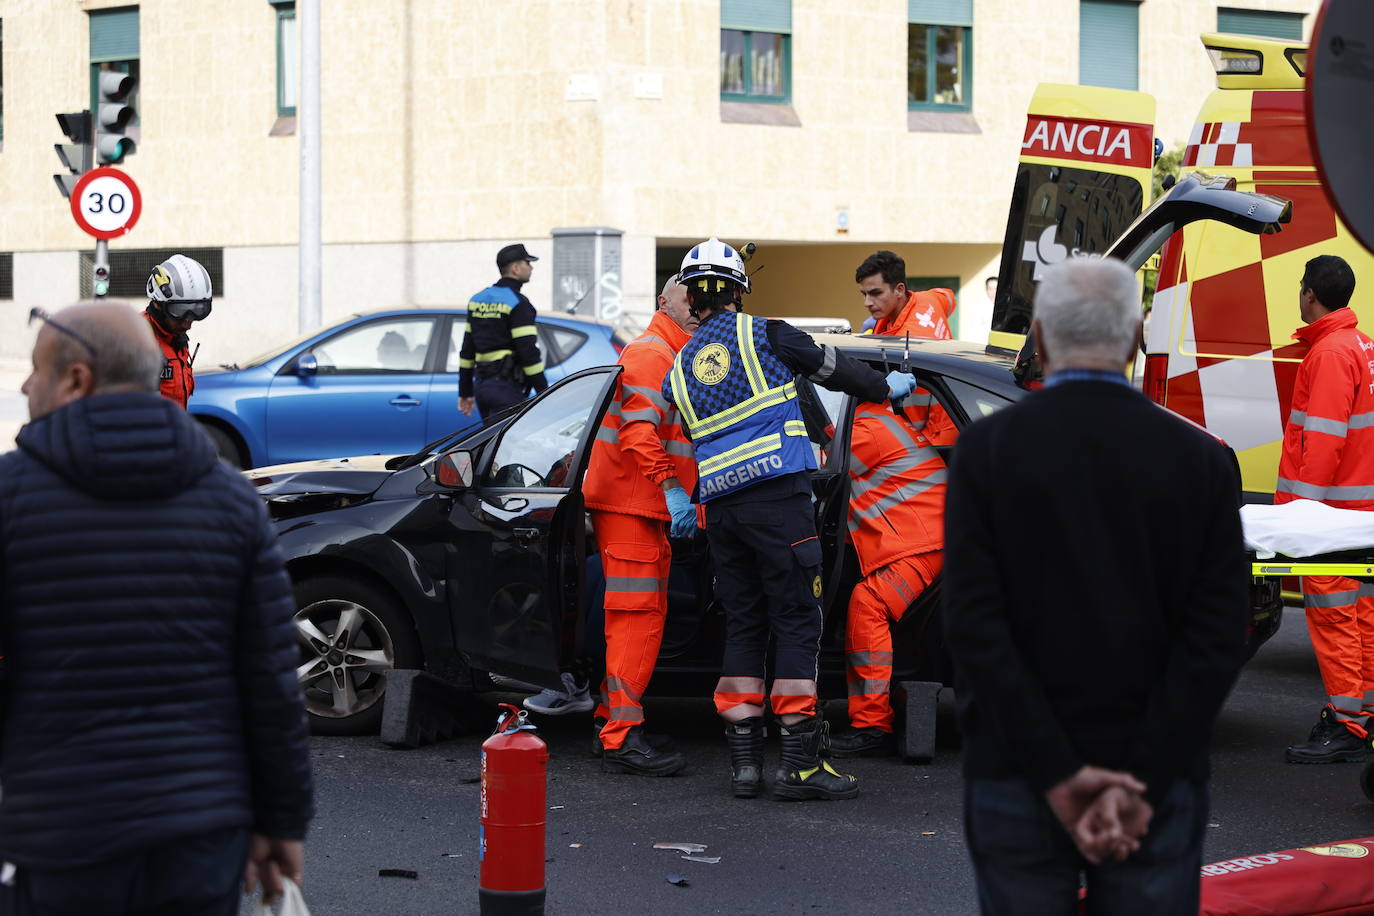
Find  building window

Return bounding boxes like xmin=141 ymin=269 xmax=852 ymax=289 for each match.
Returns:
xmin=720 ymin=0 xmax=791 ymax=103
xmin=907 ymin=2 xmax=972 ymax=111
xmin=1217 ymin=8 xmax=1304 ymax=40
xmin=80 ymin=247 xmax=223 ymax=300
xmin=275 ymin=2 xmax=297 ymax=116
xmin=1079 ymin=1 xmax=1139 ymax=91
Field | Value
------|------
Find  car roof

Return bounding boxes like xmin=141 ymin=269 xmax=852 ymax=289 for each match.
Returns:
xmin=824 ymin=332 xmax=1021 ymax=390
xmin=343 ymin=306 xmax=618 ymax=329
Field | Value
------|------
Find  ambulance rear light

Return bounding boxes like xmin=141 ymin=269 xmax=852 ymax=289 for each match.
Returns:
xmin=1207 ymin=46 xmax=1262 ymax=75
xmin=1142 ymin=353 xmax=1168 ymax=405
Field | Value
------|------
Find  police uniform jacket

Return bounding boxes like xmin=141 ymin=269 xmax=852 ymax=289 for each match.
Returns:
xmin=457 ymin=277 xmax=548 ymax=397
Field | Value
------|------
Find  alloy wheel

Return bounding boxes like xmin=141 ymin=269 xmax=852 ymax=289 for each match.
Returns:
xmin=295 ymin=598 xmax=396 ymax=720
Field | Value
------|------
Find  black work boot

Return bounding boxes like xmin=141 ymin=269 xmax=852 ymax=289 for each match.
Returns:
xmin=828 ymin=726 xmax=896 ymax=758
xmin=1285 ymin=708 xmax=1373 ymax=764
xmin=725 ymin=716 xmax=766 ymax=798
xmin=601 ymin=725 xmax=687 ymax=776
xmin=593 ymin=717 xmax=676 ymax=758
xmin=773 ymin=716 xmax=860 ymax=801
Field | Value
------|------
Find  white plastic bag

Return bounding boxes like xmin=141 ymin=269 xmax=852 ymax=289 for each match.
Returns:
xmin=254 ymin=878 xmax=311 ymax=916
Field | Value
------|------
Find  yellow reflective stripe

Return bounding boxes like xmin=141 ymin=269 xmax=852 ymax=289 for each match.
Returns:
xmin=784 ymin=420 xmax=807 ymax=438
xmin=690 ymin=382 xmax=797 ymax=438
xmin=737 ymin=313 xmax=767 ymax=396
xmin=699 ymin=433 xmax=782 ymax=476
xmin=522 ymin=361 xmax=546 ymax=376
xmin=475 ymin=349 xmax=513 ymax=362
xmin=670 ymin=355 xmax=699 ymax=428
xmin=510 ymin=324 xmax=538 ymax=339
xmin=457 ymin=357 xmax=475 ymax=369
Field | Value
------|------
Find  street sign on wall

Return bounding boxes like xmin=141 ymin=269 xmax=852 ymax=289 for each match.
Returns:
xmin=69 ymin=166 xmax=141 ymax=240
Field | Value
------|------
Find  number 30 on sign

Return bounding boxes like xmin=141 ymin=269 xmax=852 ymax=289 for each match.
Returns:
xmin=69 ymin=167 xmax=142 ymax=240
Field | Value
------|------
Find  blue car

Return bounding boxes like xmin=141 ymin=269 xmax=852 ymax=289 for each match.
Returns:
xmin=189 ymin=308 xmax=627 ymax=468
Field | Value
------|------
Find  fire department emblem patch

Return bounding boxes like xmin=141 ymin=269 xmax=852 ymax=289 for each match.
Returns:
xmin=1300 ymin=844 xmax=1370 ymax=858
xmin=692 ymin=343 xmax=730 ymax=385
xmin=812 ymin=575 xmax=822 ymax=598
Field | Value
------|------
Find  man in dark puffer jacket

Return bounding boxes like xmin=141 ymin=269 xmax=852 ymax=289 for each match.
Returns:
xmin=0 ymin=302 xmax=313 ymax=914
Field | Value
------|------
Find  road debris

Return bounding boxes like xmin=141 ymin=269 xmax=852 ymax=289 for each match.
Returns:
xmin=653 ymin=842 xmax=707 ymax=854
xmin=378 ymin=869 xmax=418 ymax=879
xmin=666 ymin=873 xmax=689 ymax=887
xmin=681 ymin=855 xmax=721 ymax=864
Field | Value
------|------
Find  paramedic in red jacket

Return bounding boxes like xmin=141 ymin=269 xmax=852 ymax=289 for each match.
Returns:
xmin=1276 ymin=255 xmax=1374 ymax=764
xmin=143 ymin=254 xmax=214 ymax=408
xmin=581 ymin=277 xmax=699 ymax=776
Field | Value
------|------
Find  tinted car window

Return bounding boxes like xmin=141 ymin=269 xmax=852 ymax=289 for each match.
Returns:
xmin=484 ymin=374 xmax=600 ymax=488
xmin=942 ymin=377 xmax=1014 ymax=420
xmin=543 ymin=325 xmax=587 ymax=368
xmin=310 ymin=318 xmax=435 ymax=374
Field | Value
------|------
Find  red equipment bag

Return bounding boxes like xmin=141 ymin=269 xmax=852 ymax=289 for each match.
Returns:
xmin=1200 ymin=837 xmax=1374 ymax=915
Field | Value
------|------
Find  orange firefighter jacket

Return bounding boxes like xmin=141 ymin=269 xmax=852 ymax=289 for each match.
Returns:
xmin=872 ymin=288 xmax=955 ymax=341
xmin=584 ymin=311 xmax=697 ymax=520
xmin=1276 ymin=307 xmax=1374 ymax=510
xmin=144 ymin=310 xmax=194 ymax=408
xmin=847 ymin=402 xmax=948 ymax=575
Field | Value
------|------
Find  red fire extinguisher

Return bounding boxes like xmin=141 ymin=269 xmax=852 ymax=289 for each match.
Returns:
xmin=479 ymin=703 xmax=549 ymax=916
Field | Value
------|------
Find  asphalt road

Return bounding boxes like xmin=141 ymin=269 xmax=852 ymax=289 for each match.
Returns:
xmin=266 ymin=606 xmax=1374 ymax=915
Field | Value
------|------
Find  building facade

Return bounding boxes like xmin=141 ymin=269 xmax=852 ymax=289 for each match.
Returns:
xmin=0 ymin=0 xmax=1316 ymax=366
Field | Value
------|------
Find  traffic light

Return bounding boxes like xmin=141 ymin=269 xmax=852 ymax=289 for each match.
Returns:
xmin=92 ymin=261 xmax=111 ymax=298
xmin=53 ymin=110 xmax=93 ymax=199
xmin=95 ymin=68 xmax=137 ymax=164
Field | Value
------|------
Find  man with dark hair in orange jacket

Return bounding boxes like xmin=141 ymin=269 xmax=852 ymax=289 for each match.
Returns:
xmin=828 ymin=399 xmax=947 ymax=757
xmin=1277 ymin=254 xmax=1374 ymax=764
xmin=581 ymin=277 xmax=699 ymax=776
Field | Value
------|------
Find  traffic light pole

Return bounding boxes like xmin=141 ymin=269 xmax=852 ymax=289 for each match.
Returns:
xmin=298 ymin=0 xmax=322 ymax=333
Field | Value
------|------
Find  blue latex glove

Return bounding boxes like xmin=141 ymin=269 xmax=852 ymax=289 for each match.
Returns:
xmin=664 ymin=487 xmax=696 ymax=539
xmin=885 ymin=370 xmax=917 ymax=402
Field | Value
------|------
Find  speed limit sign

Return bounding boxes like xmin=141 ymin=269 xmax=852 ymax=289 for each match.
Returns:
xmin=69 ymin=167 xmax=142 ymax=240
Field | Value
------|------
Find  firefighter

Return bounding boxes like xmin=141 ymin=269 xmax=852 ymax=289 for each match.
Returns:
xmin=1277 ymin=255 xmax=1374 ymax=764
xmin=582 ymin=277 xmax=699 ymax=776
xmin=855 ymin=250 xmax=957 ymax=446
xmin=661 ymin=238 xmax=916 ymax=800
xmin=143 ymin=254 xmax=213 ymax=409
xmin=856 ymin=249 xmax=956 ymax=341
xmin=458 ymin=244 xmax=548 ymax=419
xmin=827 ymin=401 xmax=946 ymax=757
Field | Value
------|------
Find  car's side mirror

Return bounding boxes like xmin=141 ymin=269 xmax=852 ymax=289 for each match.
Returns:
xmin=296 ymin=353 xmax=318 ymax=377
xmin=436 ymin=450 xmax=474 ymax=489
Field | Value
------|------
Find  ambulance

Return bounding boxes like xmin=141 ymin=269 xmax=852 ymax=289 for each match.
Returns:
xmin=988 ymin=32 xmax=1374 ymax=502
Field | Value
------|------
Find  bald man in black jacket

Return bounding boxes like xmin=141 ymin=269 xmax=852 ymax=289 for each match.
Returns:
xmin=943 ymin=258 xmax=1249 ymax=916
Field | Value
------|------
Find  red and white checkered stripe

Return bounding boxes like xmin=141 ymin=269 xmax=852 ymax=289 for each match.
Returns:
xmin=1183 ymin=121 xmax=1254 ymax=169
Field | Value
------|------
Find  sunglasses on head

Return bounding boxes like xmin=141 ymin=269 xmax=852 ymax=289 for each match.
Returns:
xmin=28 ymin=307 xmax=99 ymax=361
xmin=162 ymin=299 xmax=212 ymax=321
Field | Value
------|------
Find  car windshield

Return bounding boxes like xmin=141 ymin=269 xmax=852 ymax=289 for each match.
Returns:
xmin=238 ymin=327 xmax=327 ymax=369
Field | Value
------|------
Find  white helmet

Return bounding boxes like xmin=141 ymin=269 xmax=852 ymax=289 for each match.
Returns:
xmin=678 ymin=238 xmax=750 ymax=295
xmin=147 ymin=254 xmax=213 ymax=321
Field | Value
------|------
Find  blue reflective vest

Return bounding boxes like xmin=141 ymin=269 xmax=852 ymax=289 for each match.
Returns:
xmin=668 ymin=312 xmax=814 ymax=501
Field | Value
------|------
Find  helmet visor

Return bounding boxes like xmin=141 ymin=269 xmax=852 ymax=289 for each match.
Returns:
xmin=163 ymin=299 xmax=212 ymax=321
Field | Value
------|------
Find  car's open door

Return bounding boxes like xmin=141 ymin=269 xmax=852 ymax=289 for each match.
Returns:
xmin=442 ymin=365 xmax=621 ymax=690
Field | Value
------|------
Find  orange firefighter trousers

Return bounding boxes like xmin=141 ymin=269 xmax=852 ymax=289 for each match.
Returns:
xmin=1302 ymin=575 xmax=1374 ymax=735
xmin=590 ymin=511 xmax=671 ymax=750
xmin=846 ymin=551 xmax=942 ymax=732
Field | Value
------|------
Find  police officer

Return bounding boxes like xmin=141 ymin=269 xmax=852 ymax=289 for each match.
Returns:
xmin=458 ymin=244 xmax=548 ymax=418
xmin=661 ymin=239 xmax=916 ymax=800
xmin=144 ymin=254 xmax=213 ymax=409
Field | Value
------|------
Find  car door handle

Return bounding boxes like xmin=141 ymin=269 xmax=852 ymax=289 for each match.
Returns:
xmin=389 ymin=395 xmax=422 ymax=407
xmin=513 ymin=527 xmax=540 ymax=543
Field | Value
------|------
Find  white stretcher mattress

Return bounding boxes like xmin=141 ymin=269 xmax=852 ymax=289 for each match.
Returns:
xmin=1241 ymin=500 xmax=1374 ymax=559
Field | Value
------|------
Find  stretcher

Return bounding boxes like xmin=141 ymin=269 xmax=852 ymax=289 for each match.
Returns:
xmin=1241 ymin=502 xmax=1374 ymax=804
